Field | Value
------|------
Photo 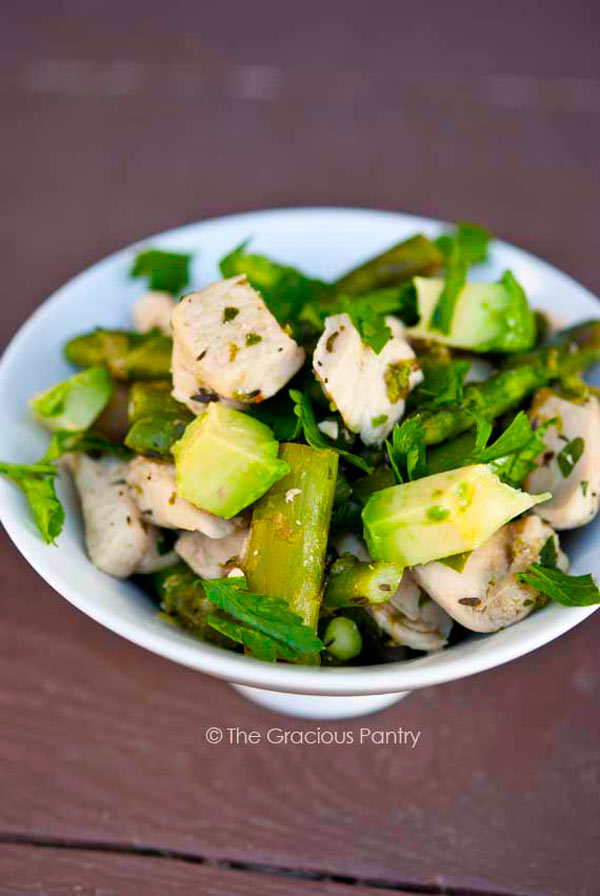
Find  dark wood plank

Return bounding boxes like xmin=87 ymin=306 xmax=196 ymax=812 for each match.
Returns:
xmin=1 ymin=3 xmax=600 ymax=895
xmin=1 ymin=1 xmax=600 ymax=352
xmin=0 ymin=844 xmax=425 ymax=896
xmin=0 ymin=535 xmax=599 ymax=896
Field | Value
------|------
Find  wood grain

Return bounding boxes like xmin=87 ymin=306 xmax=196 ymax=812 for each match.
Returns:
xmin=1 ymin=2 xmax=600 ymax=894
xmin=0 ymin=536 xmax=599 ymax=896
xmin=0 ymin=844 xmax=427 ymax=896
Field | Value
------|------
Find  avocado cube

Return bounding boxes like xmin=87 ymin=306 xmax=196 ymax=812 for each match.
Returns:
xmin=362 ymin=464 xmax=549 ymax=567
xmin=172 ymin=403 xmax=290 ymax=519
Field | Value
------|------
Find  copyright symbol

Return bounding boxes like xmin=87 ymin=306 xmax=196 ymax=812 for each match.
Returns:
xmin=205 ymin=727 xmax=223 ymax=744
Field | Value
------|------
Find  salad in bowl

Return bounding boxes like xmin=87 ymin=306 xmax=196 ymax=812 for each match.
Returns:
xmin=2 ymin=214 xmax=600 ymax=672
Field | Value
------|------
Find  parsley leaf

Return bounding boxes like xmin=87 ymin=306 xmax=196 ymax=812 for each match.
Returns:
xmin=557 ymin=437 xmax=584 ymax=478
xmin=539 ymin=536 xmax=558 ymax=569
xmin=458 ymin=411 xmax=551 ymax=488
xmin=385 ymin=418 xmax=426 ymax=483
xmin=289 ymin=390 xmax=372 ymax=473
xmin=220 ymin=242 xmax=327 ymax=325
xmin=130 ymin=249 xmax=191 ymax=295
xmin=415 ymin=359 xmax=471 ymax=410
xmin=202 ymin=577 xmax=323 ymax=660
xmin=206 ymin=612 xmax=281 ymax=662
xmin=0 ymin=460 xmax=64 ymax=544
xmin=345 ymin=304 xmax=391 ymax=354
xmin=45 ymin=430 xmax=132 ymax=462
xmin=430 ymin=221 xmax=491 ymax=335
xmin=518 ymin=565 xmax=600 ymax=607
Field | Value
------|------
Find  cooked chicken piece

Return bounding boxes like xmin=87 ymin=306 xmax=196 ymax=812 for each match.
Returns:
xmin=67 ymin=454 xmax=154 ymax=578
xmin=135 ymin=529 xmax=178 ymax=574
xmin=126 ymin=456 xmax=239 ymax=537
xmin=170 ymin=275 xmax=305 ymax=404
xmin=175 ymin=528 xmax=250 ymax=579
xmin=412 ymin=515 xmax=568 ymax=633
xmin=388 ymin=570 xmax=422 ymax=620
xmin=464 ymin=357 xmax=494 ymax=383
xmin=312 ymin=313 xmax=422 ymax=446
xmin=171 ymin=339 xmax=218 ymax=415
xmin=525 ymin=390 xmax=600 ymax=530
xmin=370 ymin=597 xmax=452 ymax=651
xmin=332 ymin=532 xmax=370 ymax=562
xmin=132 ymin=291 xmax=176 ymax=335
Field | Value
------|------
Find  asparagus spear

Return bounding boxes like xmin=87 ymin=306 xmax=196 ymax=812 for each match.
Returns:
xmin=323 ymin=556 xmax=403 ymax=610
xmin=333 ymin=235 xmax=443 ymax=296
xmin=128 ymin=381 xmax=192 ymax=424
xmin=65 ymin=330 xmax=172 ymax=381
xmin=416 ymin=321 xmax=600 ymax=445
xmin=150 ymin=564 xmax=232 ymax=646
xmin=125 ymin=383 xmax=194 ymax=456
xmin=244 ymin=443 xmax=338 ymax=629
xmin=125 ymin=415 xmax=191 ymax=457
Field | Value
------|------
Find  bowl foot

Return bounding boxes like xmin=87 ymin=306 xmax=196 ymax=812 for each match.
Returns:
xmin=231 ymin=685 xmax=409 ymax=719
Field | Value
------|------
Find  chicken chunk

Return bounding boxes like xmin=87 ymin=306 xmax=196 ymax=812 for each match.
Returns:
xmin=525 ymin=390 xmax=600 ymax=530
xmin=312 ymin=313 xmax=422 ymax=446
xmin=175 ymin=528 xmax=250 ymax=579
xmin=370 ymin=595 xmax=453 ymax=651
xmin=126 ymin=456 xmax=239 ymax=537
xmin=412 ymin=515 xmax=568 ymax=633
xmin=132 ymin=291 xmax=176 ymax=335
xmin=388 ymin=569 xmax=422 ymax=620
xmin=171 ymin=338 xmax=218 ymax=415
xmin=68 ymin=454 xmax=155 ymax=578
xmin=135 ymin=528 xmax=178 ymax=574
xmin=170 ymin=275 xmax=305 ymax=404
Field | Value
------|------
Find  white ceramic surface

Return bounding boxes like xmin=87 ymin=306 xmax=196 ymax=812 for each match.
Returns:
xmin=1 ymin=208 xmax=599 ymax=703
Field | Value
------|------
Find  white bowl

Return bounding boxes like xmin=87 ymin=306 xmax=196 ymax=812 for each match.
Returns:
xmin=1 ymin=208 xmax=598 ymax=717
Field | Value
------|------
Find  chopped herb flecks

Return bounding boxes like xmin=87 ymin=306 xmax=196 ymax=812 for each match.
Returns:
xmin=557 ymin=437 xmax=584 ymax=478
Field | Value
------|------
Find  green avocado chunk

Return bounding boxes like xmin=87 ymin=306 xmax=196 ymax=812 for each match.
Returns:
xmin=407 ymin=271 xmax=536 ymax=352
xmin=29 ymin=366 xmax=114 ymax=432
xmin=362 ymin=464 xmax=549 ymax=568
xmin=172 ymin=403 xmax=290 ymax=519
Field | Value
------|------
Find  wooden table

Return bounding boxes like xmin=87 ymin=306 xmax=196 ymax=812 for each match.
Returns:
xmin=1 ymin=3 xmax=599 ymax=893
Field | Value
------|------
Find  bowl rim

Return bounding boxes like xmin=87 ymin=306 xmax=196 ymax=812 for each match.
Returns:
xmin=1 ymin=205 xmax=598 ymax=696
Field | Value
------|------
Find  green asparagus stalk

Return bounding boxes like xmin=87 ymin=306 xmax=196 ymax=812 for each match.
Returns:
xmin=128 ymin=381 xmax=192 ymax=424
xmin=333 ymin=235 xmax=443 ymax=297
xmin=65 ymin=330 xmax=172 ymax=381
xmin=416 ymin=321 xmax=600 ymax=446
xmin=150 ymin=564 xmax=232 ymax=646
xmin=244 ymin=443 xmax=338 ymax=629
xmin=125 ymin=383 xmax=194 ymax=456
xmin=125 ymin=415 xmax=191 ymax=457
xmin=323 ymin=557 xmax=403 ymax=610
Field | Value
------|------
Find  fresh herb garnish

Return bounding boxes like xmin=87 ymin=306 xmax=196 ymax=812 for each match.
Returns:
xmin=44 ymin=430 xmax=133 ymax=461
xmin=220 ymin=242 xmax=327 ymax=325
xmin=518 ymin=565 xmax=600 ymax=607
xmin=556 ymin=437 xmax=584 ymax=478
xmin=414 ymin=359 xmax=471 ymax=410
xmin=461 ymin=411 xmax=552 ymax=488
xmin=439 ymin=551 xmax=472 ymax=573
xmin=430 ymin=222 xmax=491 ymax=335
xmin=130 ymin=249 xmax=191 ymax=295
xmin=289 ymin=390 xmax=372 ymax=473
xmin=0 ymin=460 xmax=64 ymax=544
xmin=385 ymin=361 xmax=414 ymax=403
xmin=426 ymin=505 xmax=450 ymax=522
xmin=385 ymin=417 xmax=426 ymax=483
xmin=202 ymin=577 xmax=323 ymax=662
xmin=539 ymin=536 xmax=558 ymax=569
xmin=345 ymin=303 xmax=391 ymax=354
